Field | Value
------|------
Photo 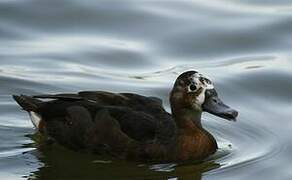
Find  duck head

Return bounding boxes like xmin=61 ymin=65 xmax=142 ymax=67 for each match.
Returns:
xmin=170 ymin=71 xmax=238 ymax=125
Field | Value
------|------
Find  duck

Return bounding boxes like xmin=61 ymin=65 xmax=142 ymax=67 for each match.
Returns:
xmin=13 ymin=70 xmax=238 ymax=162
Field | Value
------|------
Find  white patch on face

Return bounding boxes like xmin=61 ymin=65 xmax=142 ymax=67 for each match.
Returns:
xmin=191 ymin=73 xmax=214 ymax=89
xmin=196 ymin=91 xmax=205 ymax=105
xmin=188 ymin=73 xmax=214 ymax=105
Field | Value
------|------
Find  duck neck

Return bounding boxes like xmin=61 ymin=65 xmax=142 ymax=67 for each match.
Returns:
xmin=172 ymin=108 xmax=203 ymax=130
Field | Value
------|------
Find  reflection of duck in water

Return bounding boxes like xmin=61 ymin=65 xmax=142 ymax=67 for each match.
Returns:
xmin=28 ymin=141 xmax=220 ymax=180
xmin=13 ymin=71 xmax=238 ymax=162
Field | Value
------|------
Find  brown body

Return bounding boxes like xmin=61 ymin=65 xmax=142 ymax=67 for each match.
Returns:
xmin=142 ymin=128 xmax=217 ymax=162
xmin=176 ymin=128 xmax=217 ymax=161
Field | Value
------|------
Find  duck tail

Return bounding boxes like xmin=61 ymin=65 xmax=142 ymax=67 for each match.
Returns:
xmin=12 ymin=95 xmax=42 ymax=112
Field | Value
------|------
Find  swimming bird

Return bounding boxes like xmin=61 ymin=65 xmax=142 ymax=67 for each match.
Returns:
xmin=13 ymin=71 xmax=238 ymax=162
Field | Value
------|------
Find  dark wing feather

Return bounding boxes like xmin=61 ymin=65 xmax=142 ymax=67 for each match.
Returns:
xmin=44 ymin=106 xmax=93 ymax=150
xmin=34 ymin=91 xmax=173 ymax=143
xmin=78 ymin=91 xmax=129 ymax=105
xmin=104 ymin=106 xmax=158 ymax=141
xmin=43 ymin=105 xmax=135 ymax=154
xmin=33 ymin=94 xmax=83 ymax=101
xmin=78 ymin=91 xmax=166 ymax=119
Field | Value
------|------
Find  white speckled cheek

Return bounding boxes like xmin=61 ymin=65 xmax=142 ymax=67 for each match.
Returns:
xmin=190 ymin=74 xmax=199 ymax=83
xmin=196 ymin=73 xmax=214 ymax=90
xmin=191 ymin=73 xmax=215 ymax=105
xmin=196 ymin=89 xmax=206 ymax=105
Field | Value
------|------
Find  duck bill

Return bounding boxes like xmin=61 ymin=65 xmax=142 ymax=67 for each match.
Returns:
xmin=202 ymin=89 xmax=238 ymax=121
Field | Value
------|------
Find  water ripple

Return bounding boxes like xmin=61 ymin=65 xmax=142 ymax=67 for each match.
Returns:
xmin=0 ymin=0 xmax=291 ymax=179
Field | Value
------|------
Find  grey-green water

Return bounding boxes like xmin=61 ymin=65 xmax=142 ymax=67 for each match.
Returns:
xmin=0 ymin=0 xmax=292 ymax=179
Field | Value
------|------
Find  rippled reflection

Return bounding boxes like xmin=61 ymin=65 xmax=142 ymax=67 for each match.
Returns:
xmin=1 ymin=0 xmax=292 ymax=179
xmin=26 ymin=141 xmax=220 ymax=180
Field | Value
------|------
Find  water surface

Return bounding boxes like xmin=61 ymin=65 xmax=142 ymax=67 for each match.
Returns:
xmin=1 ymin=0 xmax=292 ymax=179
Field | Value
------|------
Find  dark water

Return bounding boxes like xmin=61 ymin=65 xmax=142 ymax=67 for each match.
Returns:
xmin=1 ymin=0 xmax=292 ymax=179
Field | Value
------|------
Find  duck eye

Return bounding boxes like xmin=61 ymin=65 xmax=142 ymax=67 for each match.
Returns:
xmin=189 ymin=84 xmax=197 ymax=91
